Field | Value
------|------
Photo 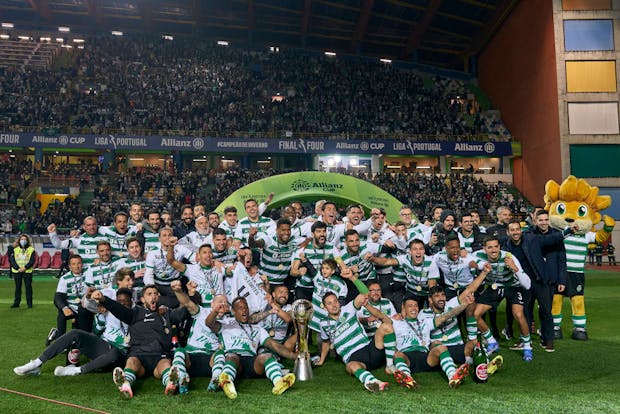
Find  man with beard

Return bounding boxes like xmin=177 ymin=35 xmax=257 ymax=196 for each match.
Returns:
xmin=136 ymin=209 xmax=163 ymax=253
xmin=249 ymin=218 xmax=297 ymax=289
xmin=473 ymin=237 xmax=533 ymax=361
xmin=291 ymin=221 xmax=342 ymax=302
xmin=207 ymin=212 xmax=221 ymax=232
xmin=391 ymin=296 xmax=473 ymax=389
xmin=340 ymin=229 xmax=382 ymax=301
xmin=84 ymin=241 xmax=120 ymax=291
xmin=418 ymin=264 xmax=495 ymax=366
xmin=174 ymin=205 xmax=195 ymax=239
xmin=206 ymin=296 xmax=297 ymax=400
xmin=273 ymin=205 xmax=306 ymax=245
xmin=91 ymin=284 xmax=189 ymax=398
xmin=424 ymin=210 xmax=458 ymax=255
xmin=253 ymin=285 xmax=294 ymax=350
xmin=180 ymin=215 xmax=213 ymax=252
xmin=432 ymin=235 xmax=480 ymax=341
xmin=368 ymin=239 xmax=440 ymax=311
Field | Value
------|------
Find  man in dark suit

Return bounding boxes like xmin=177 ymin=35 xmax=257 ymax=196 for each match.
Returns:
xmin=503 ymin=213 xmax=567 ymax=352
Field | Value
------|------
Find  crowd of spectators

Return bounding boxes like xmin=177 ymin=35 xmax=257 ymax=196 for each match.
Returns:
xmin=7 ymin=166 xmax=526 ymax=234
xmin=1 ymin=35 xmax=511 ymax=140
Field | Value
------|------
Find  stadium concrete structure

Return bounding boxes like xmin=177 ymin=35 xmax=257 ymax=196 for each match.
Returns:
xmin=0 ymin=0 xmax=618 ymax=236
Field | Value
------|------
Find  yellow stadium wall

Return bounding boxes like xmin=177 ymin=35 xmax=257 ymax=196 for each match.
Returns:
xmin=566 ymin=61 xmax=617 ymax=92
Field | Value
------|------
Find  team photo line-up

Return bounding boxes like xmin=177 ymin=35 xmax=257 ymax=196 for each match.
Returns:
xmin=11 ymin=196 xmax=599 ymax=398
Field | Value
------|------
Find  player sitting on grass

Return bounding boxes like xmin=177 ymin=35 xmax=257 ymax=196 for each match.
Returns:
xmin=205 ymin=296 xmax=298 ymax=400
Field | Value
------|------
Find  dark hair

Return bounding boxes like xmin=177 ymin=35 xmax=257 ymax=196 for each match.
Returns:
xmin=535 ymin=209 xmax=550 ymax=218
xmin=322 ymin=291 xmax=337 ymax=305
xmin=181 ymin=204 xmax=193 ymax=213
xmin=224 ymin=206 xmax=238 ymax=214
xmin=68 ymin=253 xmax=82 ymax=262
xmin=114 ymin=212 xmax=129 ymax=221
xmin=198 ymin=243 xmax=213 ymax=252
xmin=428 ymin=285 xmax=445 ymax=296
xmin=142 ymin=284 xmax=160 ymax=295
xmin=483 ymin=235 xmax=500 ymax=246
xmin=311 ymin=221 xmax=327 ymax=232
xmin=408 ymin=239 xmax=425 ymax=248
xmin=116 ymin=288 xmax=133 ymax=300
xmin=344 ymin=229 xmax=359 ymax=239
xmin=322 ymin=258 xmax=338 ymax=271
xmin=276 ymin=218 xmax=292 ymax=228
xmin=244 ymin=199 xmax=258 ymax=208
xmin=212 ymin=228 xmax=227 ymax=237
xmin=322 ymin=201 xmax=336 ymax=211
xmin=346 ymin=204 xmax=362 ymax=213
xmin=231 ymin=296 xmax=248 ymax=308
xmin=508 ymin=219 xmax=522 ymax=227
xmin=125 ymin=236 xmax=141 ymax=248
xmin=445 ymin=234 xmax=460 ymax=244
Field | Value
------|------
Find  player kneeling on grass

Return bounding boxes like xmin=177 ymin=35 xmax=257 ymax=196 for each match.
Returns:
xmin=91 ymin=284 xmax=189 ymax=398
xmin=391 ymin=297 xmax=472 ymax=389
xmin=205 ymin=296 xmax=298 ymax=400
xmin=314 ymin=274 xmax=398 ymax=393
xmin=168 ymin=281 xmax=228 ymax=394
xmin=14 ymin=288 xmax=133 ymax=377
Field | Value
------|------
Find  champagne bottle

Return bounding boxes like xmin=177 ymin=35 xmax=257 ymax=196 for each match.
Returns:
xmin=473 ymin=331 xmax=488 ymax=383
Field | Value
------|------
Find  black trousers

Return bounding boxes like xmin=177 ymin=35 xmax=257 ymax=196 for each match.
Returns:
xmin=39 ymin=329 xmax=125 ymax=373
xmin=12 ymin=272 xmax=33 ymax=307
xmin=529 ymin=278 xmax=554 ymax=345
xmin=57 ymin=305 xmax=94 ymax=335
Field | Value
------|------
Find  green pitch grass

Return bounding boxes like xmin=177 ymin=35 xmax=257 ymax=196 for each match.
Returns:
xmin=1 ymin=270 xmax=619 ymax=414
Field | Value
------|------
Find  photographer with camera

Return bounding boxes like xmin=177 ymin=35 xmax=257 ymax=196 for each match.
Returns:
xmin=423 ymin=210 xmax=458 ymax=255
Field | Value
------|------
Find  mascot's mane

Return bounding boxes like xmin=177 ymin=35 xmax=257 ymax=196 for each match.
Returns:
xmin=544 ymin=175 xmax=611 ymax=213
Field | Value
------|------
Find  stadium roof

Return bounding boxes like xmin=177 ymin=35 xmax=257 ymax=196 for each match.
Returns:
xmin=0 ymin=0 xmax=517 ymax=70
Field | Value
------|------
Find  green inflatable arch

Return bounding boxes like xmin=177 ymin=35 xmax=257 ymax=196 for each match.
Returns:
xmin=215 ymin=171 xmax=406 ymax=222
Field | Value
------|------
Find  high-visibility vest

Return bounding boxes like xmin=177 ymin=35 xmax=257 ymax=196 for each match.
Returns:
xmin=12 ymin=246 xmax=35 ymax=274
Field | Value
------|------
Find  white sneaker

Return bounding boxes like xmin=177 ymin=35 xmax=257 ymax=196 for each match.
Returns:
xmin=54 ymin=365 xmax=81 ymax=376
xmin=14 ymin=360 xmax=41 ymax=376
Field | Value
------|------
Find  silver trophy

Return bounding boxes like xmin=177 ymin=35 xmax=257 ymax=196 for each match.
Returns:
xmin=291 ymin=299 xmax=314 ymax=381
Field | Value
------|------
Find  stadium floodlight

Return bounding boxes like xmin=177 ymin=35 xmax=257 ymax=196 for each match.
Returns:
xmin=324 ymin=51 xmax=336 ymax=57
xmin=0 ymin=34 xmax=9 ymax=39
xmin=349 ymin=158 xmax=358 ymax=167
xmin=1 ymin=23 xmax=14 ymax=29
xmin=217 ymin=40 xmax=229 ymax=46
xmin=58 ymin=26 xmax=70 ymax=33
xmin=61 ymin=44 xmax=73 ymax=49
xmin=162 ymin=34 xmax=174 ymax=40
xmin=269 ymin=46 xmax=279 ymax=52
xmin=77 ymin=45 xmax=84 ymax=49
xmin=416 ymin=166 xmax=431 ymax=169
xmin=386 ymin=165 xmax=401 ymax=169
xmin=380 ymin=58 xmax=392 ymax=63
xmin=18 ymin=35 xmax=30 ymax=41
xmin=73 ymin=38 xmax=84 ymax=43
xmin=129 ymin=158 xmax=145 ymax=161
xmin=56 ymin=37 xmax=64 ymax=43
xmin=111 ymin=31 xmax=123 ymax=36
xmin=40 ymin=37 xmax=51 ymax=42
xmin=451 ymin=166 xmax=465 ymax=170
xmin=192 ymin=159 xmax=208 ymax=162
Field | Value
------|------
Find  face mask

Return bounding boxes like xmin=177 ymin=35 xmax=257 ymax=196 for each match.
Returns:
xmin=20 ymin=240 xmax=28 ymax=247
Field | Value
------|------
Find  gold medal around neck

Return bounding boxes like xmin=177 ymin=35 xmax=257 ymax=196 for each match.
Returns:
xmin=278 ymin=264 xmax=284 ymax=271
xmin=453 ymin=282 xmax=459 ymax=289
xmin=164 ymin=328 xmax=170 ymax=335
xmin=269 ymin=329 xmax=275 ymax=337
xmin=416 ymin=286 xmax=422 ymax=292
xmin=124 ymin=335 xmax=130 ymax=344
xmin=491 ymin=283 xmax=498 ymax=290
xmin=441 ymin=334 xmax=448 ymax=342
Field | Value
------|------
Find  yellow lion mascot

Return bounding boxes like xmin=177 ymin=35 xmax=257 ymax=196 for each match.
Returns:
xmin=544 ymin=175 xmax=615 ymax=340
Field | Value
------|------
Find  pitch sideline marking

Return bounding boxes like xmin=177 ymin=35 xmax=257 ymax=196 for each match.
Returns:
xmin=0 ymin=387 xmax=111 ymax=414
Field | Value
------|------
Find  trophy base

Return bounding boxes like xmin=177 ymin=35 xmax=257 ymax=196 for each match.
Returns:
xmin=293 ymin=357 xmax=313 ymax=381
